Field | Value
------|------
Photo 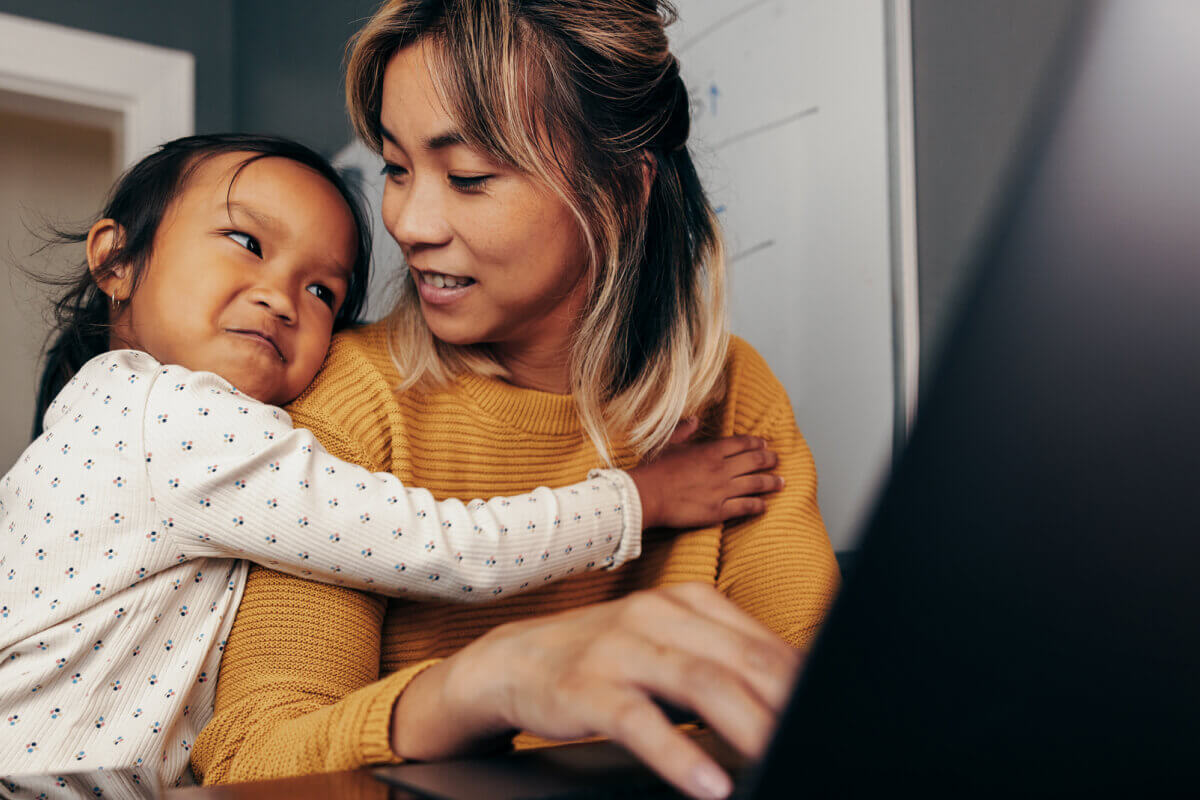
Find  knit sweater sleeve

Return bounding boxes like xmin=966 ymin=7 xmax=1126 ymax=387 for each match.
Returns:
xmin=188 ymin=397 xmax=431 ymax=783
xmin=714 ymin=338 xmax=841 ymax=648
xmin=188 ymin=564 xmax=439 ymax=783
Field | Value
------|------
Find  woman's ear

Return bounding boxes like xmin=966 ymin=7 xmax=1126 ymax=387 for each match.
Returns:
xmin=639 ymin=150 xmax=658 ymax=212
xmin=86 ymin=219 xmax=133 ymax=302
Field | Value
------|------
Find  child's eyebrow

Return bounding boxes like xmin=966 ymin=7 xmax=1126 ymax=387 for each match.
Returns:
xmin=225 ymin=201 xmax=286 ymax=236
xmin=322 ymin=260 xmax=354 ymax=283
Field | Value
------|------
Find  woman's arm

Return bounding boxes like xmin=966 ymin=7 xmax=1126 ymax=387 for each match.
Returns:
xmin=193 ymin=569 xmax=796 ymax=800
xmin=190 ymin=564 xmax=434 ymax=783
xmin=386 ymin=583 xmax=798 ymax=800
xmin=712 ymin=338 xmax=841 ymax=647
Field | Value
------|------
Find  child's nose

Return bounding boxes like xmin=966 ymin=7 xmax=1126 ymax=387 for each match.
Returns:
xmin=247 ymin=286 xmax=297 ymax=324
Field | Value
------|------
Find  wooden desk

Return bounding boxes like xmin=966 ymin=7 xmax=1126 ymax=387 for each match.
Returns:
xmin=168 ymin=769 xmax=417 ymax=800
xmin=167 ymin=729 xmax=738 ymax=800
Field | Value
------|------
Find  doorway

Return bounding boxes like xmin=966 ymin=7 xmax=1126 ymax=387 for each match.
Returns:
xmin=0 ymin=12 xmax=193 ymax=464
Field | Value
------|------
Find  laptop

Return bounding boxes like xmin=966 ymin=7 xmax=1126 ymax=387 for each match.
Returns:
xmin=377 ymin=1 xmax=1200 ymax=796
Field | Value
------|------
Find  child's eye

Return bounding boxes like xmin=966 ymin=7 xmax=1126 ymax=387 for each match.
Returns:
xmin=225 ymin=231 xmax=262 ymax=257
xmin=449 ymin=175 xmax=492 ymax=193
xmin=306 ymin=284 xmax=335 ymax=308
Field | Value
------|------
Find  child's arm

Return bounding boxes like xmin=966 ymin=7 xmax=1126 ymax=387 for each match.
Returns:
xmin=140 ymin=365 xmax=780 ymax=602
xmin=142 ymin=364 xmax=637 ymax=600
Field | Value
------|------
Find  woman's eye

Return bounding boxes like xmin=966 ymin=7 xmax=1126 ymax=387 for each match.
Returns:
xmin=226 ymin=231 xmax=262 ymax=257
xmin=449 ymin=174 xmax=492 ymax=193
xmin=380 ymin=163 xmax=408 ymax=182
xmin=306 ymin=284 xmax=335 ymax=308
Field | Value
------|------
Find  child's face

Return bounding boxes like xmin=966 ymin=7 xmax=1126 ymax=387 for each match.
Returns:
xmin=108 ymin=153 xmax=358 ymax=405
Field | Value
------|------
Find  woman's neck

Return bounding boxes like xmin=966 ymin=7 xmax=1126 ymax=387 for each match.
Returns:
xmin=494 ymin=337 xmax=572 ymax=394
xmin=491 ymin=276 xmax=586 ymax=394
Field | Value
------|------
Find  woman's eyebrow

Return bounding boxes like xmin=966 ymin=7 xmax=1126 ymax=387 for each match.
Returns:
xmin=423 ymin=130 xmax=465 ymax=151
xmin=380 ymin=123 xmax=465 ymax=153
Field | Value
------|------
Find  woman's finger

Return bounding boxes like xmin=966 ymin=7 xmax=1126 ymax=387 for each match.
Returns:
xmin=722 ymin=446 xmax=777 ymax=477
xmin=658 ymin=584 xmax=802 ymax=702
xmin=660 ymin=583 xmax=792 ymax=648
xmin=578 ymin=686 xmax=734 ymax=800
xmin=618 ymin=590 xmax=798 ymax=713
xmin=606 ymin=633 xmax=778 ymax=759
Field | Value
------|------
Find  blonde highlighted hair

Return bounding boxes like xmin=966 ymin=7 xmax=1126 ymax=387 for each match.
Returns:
xmin=346 ymin=0 xmax=728 ymax=461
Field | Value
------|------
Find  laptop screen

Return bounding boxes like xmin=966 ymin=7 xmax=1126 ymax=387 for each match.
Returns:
xmin=749 ymin=2 xmax=1200 ymax=794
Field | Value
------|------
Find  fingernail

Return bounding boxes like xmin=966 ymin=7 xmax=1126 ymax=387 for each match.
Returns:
xmin=691 ymin=763 xmax=732 ymax=799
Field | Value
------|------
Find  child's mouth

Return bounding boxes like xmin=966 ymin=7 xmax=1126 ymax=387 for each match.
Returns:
xmin=226 ymin=329 xmax=285 ymax=362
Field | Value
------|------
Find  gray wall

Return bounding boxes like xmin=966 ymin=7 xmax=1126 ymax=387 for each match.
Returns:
xmin=0 ymin=0 xmax=375 ymax=156
xmin=3 ymin=0 xmax=1098 ymax=456
xmin=233 ymin=0 xmax=381 ymax=155
xmin=911 ymin=0 xmax=1079 ymax=387
xmin=0 ymin=0 xmax=1090 ymax=327
xmin=0 ymin=0 xmax=236 ymax=133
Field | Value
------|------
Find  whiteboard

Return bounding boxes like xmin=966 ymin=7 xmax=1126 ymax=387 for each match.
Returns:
xmin=336 ymin=0 xmax=915 ymax=550
xmin=671 ymin=0 xmax=912 ymax=549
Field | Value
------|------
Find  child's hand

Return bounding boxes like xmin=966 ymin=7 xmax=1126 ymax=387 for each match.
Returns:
xmin=627 ymin=419 xmax=783 ymax=530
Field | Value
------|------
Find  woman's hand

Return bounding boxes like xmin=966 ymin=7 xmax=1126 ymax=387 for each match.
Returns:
xmin=627 ymin=419 xmax=783 ymax=530
xmin=390 ymin=583 xmax=801 ymax=800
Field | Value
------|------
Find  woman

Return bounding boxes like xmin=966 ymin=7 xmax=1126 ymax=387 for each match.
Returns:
xmin=191 ymin=2 xmax=839 ymax=798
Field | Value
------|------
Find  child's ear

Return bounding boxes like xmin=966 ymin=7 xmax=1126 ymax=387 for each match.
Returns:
xmin=86 ymin=219 xmax=133 ymax=302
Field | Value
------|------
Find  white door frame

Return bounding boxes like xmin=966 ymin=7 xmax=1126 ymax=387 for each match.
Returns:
xmin=886 ymin=0 xmax=921 ymax=438
xmin=0 ymin=12 xmax=194 ymax=173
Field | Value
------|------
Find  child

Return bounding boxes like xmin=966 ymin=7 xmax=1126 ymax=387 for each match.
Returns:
xmin=0 ymin=135 xmax=780 ymax=786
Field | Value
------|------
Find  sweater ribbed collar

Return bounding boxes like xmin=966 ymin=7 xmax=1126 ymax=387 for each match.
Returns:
xmin=457 ymin=373 xmax=584 ymax=437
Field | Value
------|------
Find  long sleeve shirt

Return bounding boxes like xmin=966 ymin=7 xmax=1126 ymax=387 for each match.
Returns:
xmin=0 ymin=349 xmax=641 ymax=784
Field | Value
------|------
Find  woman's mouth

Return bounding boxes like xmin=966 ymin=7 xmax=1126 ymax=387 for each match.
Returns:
xmin=414 ymin=269 xmax=476 ymax=306
xmin=419 ymin=270 xmax=475 ymax=289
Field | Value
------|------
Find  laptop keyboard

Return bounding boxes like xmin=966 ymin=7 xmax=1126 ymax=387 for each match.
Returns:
xmin=530 ymin=783 xmax=683 ymax=800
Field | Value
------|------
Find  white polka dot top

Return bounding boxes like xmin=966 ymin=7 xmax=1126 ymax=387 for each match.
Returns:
xmin=0 ymin=350 xmax=641 ymax=782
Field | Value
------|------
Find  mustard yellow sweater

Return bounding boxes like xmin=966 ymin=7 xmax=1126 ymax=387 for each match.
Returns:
xmin=191 ymin=323 xmax=839 ymax=784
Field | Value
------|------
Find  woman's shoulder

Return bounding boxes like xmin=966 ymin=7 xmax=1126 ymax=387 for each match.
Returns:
xmin=285 ymin=321 xmax=403 ymax=467
xmin=723 ymin=335 xmax=778 ymax=382
xmin=715 ymin=335 xmax=797 ymax=434
xmin=328 ymin=322 xmax=405 ymax=382
xmin=296 ymin=322 xmax=400 ymax=396
xmin=722 ymin=335 xmax=790 ymax=404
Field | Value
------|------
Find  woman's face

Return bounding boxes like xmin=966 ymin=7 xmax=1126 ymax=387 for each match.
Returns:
xmin=378 ymin=43 xmax=590 ymax=355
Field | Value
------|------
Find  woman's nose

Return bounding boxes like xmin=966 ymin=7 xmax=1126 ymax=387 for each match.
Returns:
xmin=383 ymin=177 xmax=453 ymax=250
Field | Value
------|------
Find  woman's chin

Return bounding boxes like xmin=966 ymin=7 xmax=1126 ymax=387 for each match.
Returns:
xmin=424 ymin=318 xmax=491 ymax=348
